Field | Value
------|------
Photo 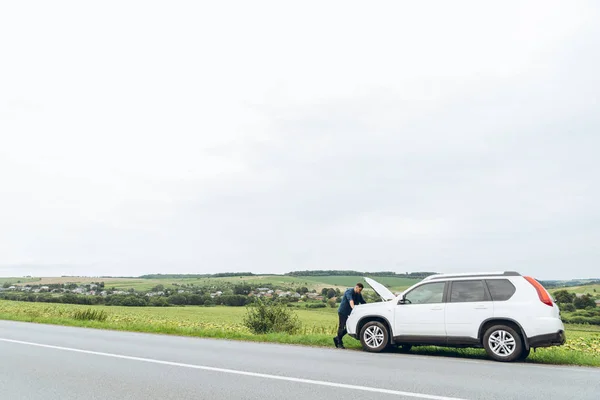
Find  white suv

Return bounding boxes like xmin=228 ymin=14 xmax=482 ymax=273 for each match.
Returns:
xmin=346 ymin=271 xmax=565 ymax=362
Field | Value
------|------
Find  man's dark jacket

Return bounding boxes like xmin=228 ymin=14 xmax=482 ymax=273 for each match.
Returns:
xmin=338 ymin=288 xmax=366 ymax=316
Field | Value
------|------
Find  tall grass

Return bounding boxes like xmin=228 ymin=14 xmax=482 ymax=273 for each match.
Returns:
xmin=72 ymin=309 xmax=108 ymax=322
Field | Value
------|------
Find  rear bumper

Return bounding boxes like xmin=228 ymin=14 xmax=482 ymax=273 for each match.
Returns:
xmin=528 ymin=330 xmax=566 ymax=348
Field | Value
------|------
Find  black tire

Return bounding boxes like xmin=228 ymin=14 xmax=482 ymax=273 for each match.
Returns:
xmin=359 ymin=321 xmax=389 ymax=353
xmin=483 ymin=325 xmax=524 ymax=362
xmin=518 ymin=347 xmax=531 ymax=361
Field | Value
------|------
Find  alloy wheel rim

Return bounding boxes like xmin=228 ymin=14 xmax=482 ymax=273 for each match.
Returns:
xmin=364 ymin=325 xmax=385 ymax=348
xmin=488 ymin=330 xmax=516 ymax=357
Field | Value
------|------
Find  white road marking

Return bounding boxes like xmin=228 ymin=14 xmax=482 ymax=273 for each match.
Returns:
xmin=0 ymin=337 xmax=468 ymax=400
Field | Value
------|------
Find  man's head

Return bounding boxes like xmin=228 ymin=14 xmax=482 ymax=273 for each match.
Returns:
xmin=354 ymin=283 xmax=364 ymax=294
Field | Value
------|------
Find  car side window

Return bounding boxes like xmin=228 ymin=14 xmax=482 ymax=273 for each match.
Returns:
xmin=485 ymin=279 xmax=516 ymax=301
xmin=403 ymin=282 xmax=445 ymax=304
xmin=450 ymin=280 xmax=488 ymax=302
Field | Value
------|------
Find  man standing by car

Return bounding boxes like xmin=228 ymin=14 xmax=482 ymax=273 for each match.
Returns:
xmin=334 ymin=283 xmax=366 ymax=348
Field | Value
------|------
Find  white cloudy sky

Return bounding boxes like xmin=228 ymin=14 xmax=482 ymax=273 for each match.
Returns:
xmin=1 ymin=1 xmax=599 ymax=279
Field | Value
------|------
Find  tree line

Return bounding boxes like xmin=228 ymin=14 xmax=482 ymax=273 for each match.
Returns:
xmin=0 ymin=292 xmax=252 ymax=307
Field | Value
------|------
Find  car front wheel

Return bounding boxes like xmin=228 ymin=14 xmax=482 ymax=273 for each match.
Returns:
xmin=483 ymin=325 xmax=524 ymax=362
xmin=359 ymin=321 xmax=389 ymax=353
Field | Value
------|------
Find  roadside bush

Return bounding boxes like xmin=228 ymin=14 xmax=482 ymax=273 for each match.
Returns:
xmin=243 ymin=298 xmax=301 ymax=334
xmin=72 ymin=309 xmax=108 ymax=322
xmin=306 ymin=302 xmax=326 ymax=309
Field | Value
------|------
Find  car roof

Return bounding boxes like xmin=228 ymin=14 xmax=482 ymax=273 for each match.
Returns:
xmin=422 ymin=271 xmax=521 ymax=282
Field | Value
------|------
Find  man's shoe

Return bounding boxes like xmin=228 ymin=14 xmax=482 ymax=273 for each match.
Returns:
xmin=338 ymin=340 xmax=345 ymax=349
xmin=333 ymin=337 xmax=340 ymax=348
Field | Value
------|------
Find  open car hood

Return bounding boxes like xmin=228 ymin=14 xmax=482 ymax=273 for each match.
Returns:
xmin=364 ymin=277 xmax=396 ymax=301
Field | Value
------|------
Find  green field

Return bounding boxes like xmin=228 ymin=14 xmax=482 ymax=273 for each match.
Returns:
xmin=0 ymin=300 xmax=598 ymax=367
xmin=551 ymin=284 xmax=600 ymax=296
xmin=0 ymin=277 xmax=41 ymax=285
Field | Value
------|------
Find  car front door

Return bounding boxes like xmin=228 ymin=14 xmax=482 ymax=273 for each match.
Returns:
xmin=444 ymin=279 xmax=494 ymax=343
xmin=393 ymin=281 xmax=447 ymax=341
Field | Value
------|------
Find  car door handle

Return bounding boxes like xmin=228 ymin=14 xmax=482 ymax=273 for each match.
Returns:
xmin=430 ymin=306 xmax=443 ymax=311
xmin=474 ymin=305 xmax=488 ymax=309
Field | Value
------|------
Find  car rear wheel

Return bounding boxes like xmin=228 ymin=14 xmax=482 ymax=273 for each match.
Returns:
xmin=483 ymin=325 xmax=524 ymax=362
xmin=359 ymin=321 xmax=389 ymax=353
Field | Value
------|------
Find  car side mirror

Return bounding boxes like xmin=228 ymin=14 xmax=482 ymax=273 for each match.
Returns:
xmin=397 ymin=294 xmax=406 ymax=305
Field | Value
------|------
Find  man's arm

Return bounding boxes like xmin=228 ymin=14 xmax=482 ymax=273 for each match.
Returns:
xmin=345 ymin=289 xmax=355 ymax=309
xmin=359 ymin=293 xmax=367 ymax=304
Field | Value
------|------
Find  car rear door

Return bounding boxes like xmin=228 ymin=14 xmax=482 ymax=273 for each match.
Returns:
xmin=444 ymin=279 xmax=494 ymax=344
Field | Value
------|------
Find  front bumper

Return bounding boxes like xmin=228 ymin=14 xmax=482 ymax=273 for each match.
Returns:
xmin=349 ymin=334 xmax=358 ymax=339
xmin=528 ymin=330 xmax=566 ymax=348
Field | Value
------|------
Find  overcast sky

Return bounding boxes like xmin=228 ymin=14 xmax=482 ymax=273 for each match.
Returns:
xmin=1 ymin=1 xmax=599 ymax=279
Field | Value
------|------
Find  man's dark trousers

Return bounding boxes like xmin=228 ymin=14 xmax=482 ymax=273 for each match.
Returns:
xmin=336 ymin=312 xmax=348 ymax=341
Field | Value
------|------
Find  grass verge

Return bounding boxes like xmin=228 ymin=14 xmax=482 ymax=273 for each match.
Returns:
xmin=0 ymin=300 xmax=598 ymax=367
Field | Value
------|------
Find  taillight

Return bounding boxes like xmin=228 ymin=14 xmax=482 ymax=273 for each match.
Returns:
xmin=524 ymin=276 xmax=553 ymax=307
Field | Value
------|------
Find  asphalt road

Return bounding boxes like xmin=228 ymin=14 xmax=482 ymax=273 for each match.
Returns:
xmin=0 ymin=320 xmax=598 ymax=400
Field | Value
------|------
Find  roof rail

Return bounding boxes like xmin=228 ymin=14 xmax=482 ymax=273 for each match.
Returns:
xmin=423 ymin=271 xmax=521 ymax=281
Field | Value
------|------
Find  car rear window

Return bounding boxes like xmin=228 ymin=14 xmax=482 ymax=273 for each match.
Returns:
xmin=450 ymin=280 xmax=488 ymax=302
xmin=485 ymin=279 xmax=516 ymax=301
